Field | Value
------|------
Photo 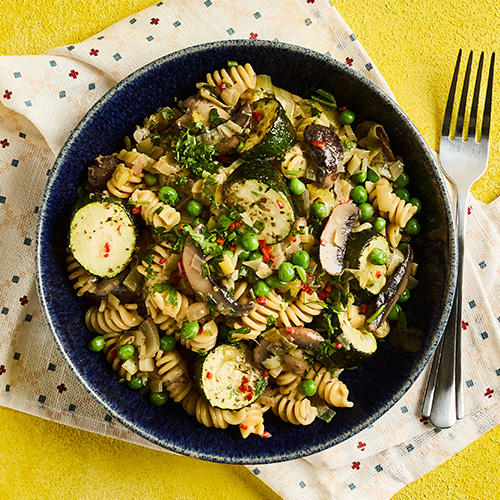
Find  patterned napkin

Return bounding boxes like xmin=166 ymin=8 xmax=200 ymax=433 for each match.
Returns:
xmin=1 ymin=1 xmax=499 ymax=498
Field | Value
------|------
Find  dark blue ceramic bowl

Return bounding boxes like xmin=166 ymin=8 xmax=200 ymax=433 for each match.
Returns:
xmin=36 ymin=40 xmax=457 ymax=464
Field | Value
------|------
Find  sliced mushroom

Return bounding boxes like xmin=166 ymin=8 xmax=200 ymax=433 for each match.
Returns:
xmin=319 ymin=203 xmax=360 ymax=276
xmin=366 ymin=244 xmax=414 ymax=332
xmin=277 ymin=327 xmax=324 ymax=350
xmin=376 ymin=126 xmax=396 ymax=162
xmin=182 ymin=233 xmax=254 ymax=317
xmin=176 ymin=96 xmax=231 ymax=129
xmin=87 ymin=155 xmax=120 ymax=190
xmin=303 ymin=124 xmax=344 ymax=189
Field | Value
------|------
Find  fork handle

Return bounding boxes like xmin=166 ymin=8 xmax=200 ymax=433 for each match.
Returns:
xmin=426 ymin=189 xmax=467 ymax=428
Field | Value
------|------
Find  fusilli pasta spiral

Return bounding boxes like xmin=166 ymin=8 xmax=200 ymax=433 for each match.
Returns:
xmin=278 ymin=291 xmax=324 ymax=328
xmin=155 ymin=348 xmax=193 ymax=402
xmin=271 ymin=388 xmax=317 ymax=425
xmin=232 ymin=291 xmax=287 ymax=341
xmin=129 ymin=189 xmax=181 ymax=231
xmin=239 ymin=402 xmax=269 ymax=438
xmin=294 ymin=113 xmax=329 ymax=142
xmin=66 ymin=252 xmax=98 ymax=297
xmin=280 ymin=144 xmax=309 ymax=179
xmin=85 ymin=296 xmax=143 ymax=335
xmin=305 ymin=364 xmax=353 ymax=408
xmin=198 ymin=63 xmax=257 ymax=107
xmin=174 ymin=319 xmax=218 ymax=353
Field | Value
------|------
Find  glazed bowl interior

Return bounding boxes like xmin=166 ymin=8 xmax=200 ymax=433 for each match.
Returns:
xmin=36 ymin=40 xmax=457 ymax=464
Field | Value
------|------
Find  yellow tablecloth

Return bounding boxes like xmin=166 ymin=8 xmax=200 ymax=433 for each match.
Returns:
xmin=1 ymin=1 xmax=499 ymax=498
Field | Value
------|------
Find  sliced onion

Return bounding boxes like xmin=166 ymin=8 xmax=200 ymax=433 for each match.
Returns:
xmin=261 ymin=356 xmax=282 ymax=370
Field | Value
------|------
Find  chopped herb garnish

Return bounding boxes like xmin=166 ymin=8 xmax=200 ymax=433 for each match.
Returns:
xmin=228 ymin=60 xmax=238 ymax=67
xmin=209 ymin=108 xmax=227 ymax=126
xmin=152 ymin=283 xmax=178 ymax=306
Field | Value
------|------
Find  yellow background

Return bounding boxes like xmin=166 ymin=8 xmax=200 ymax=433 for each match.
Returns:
xmin=1 ymin=0 xmax=499 ymax=498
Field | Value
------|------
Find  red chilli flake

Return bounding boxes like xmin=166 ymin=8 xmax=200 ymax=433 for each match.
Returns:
xmin=242 ymin=376 xmax=250 ymax=384
xmin=262 ymin=370 xmax=269 ymax=377
xmin=338 ymin=105 xmax=347 ymax=111
xmin=312 ymin=141 xmax=326 ymax=148
xmin=257 ymin=296 xmax=267 ymax=305
xmin=318 ymin=292 xmax=327 ymax=300
xmin=375 ymin=270 xmax=383 ymax=278
xmin=206 ymin=371 xmax=213 ymax=379
xmin=245 ymin=392 xmax=254 ymax=401
xmin=240 ymin=424 xmax=249 ymax=430
xmin=229 ymin=223 xmax=235 ymax=230
xmin=216 ymin=236 xmax=225 ymax=245
xmin=176 ymin=225 xmax=184 ymax=233
xmin=132 ymin=206 xmax=142 ymax=214
xmin=159 ymin=257 xmax=166 ymax=265
xmin=291 ymin=236 xmax=297 ymax=242
xmin=360 ymin=304 xmax=368 ymax=314
xmin=325 ymin=284 xmax=332 ymax=294
xmin=258 ymin=239 xmax=266 ymax=247
xmin=178 ymin=259 xmax=186 ymax=278
xmin=261 ymin=197 xmax=267 ymax=203
xmin=117 ymin=224 xmax=121 ymax=232
xmin=286 ymin=327 xmax=294 ymax=334
xmin=235 ymin=221 xmax=242 ymax=229
xmin=219 ymin=82 xmax=227 ymax=91
xmin=218 ymin=155 xmax=232 ymax=163
xmin=109 ymin=348 xmax=118 ymax=359
xmin=276 ymin=199 xmax=284 ymax=209
xmin=252 ymin=111 xmax=262 ymax=122
xmin=320 ymin=239 xmax=328 ymax=246
xmin=260 ymin=431 xmax=272 ymax=439
xmin=230 ymin=245 xmax=236 ymax=252
xmin=335 ymin=342 xmax=342 ymax=350
xmin=103 ymin=242 xmax=110 ymax=258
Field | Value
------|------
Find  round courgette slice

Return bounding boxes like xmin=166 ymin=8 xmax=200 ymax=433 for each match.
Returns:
xmin=241 ymin=97 xmax=295 ymax=159
xmin=316 ymin=309 xmax=378 ymax=369
xmin=69 ymin=196 xmax=136 ymax=278
xmin=344 ymin=230 xmax=390 ymax=294
xmin=224 ymin=159 xmax=295 ymax=244
xmin=193 ymin=343 xmax=268 ymax=410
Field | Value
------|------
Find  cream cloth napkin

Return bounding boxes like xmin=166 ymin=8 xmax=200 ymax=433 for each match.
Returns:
xmin=1 ymin=1 xmax=499 ymax=498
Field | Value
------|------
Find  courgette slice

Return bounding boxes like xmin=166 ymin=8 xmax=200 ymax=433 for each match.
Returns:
xmin=224 ymin=159 xmax=295 ymax=244
xmin=344 ymin=230 xmax=390 ymax=294
xmin=69 ymin=195 xmax=136 ymax=278
xmin=193 ymin=343 xmax=268 ymax=410
xmin=241 ymin=97 xmax=295 ymax=159
xmin=314 ymin=308 xmax=378 ymax=368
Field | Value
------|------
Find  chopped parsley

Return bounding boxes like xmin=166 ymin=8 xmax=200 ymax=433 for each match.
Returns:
xmin=152 ymin=283 xmax=178 ymax=306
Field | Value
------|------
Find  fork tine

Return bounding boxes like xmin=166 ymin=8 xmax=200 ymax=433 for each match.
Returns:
xmin=455 ymin=51 xmax=474 ymax=138
xmin=467 ymin=52 xmax=484 ymax=140
xmin=442 ymin=50 xmax=462 ymax=138
xmin=481 ymin=52 xmax=495 ymax=139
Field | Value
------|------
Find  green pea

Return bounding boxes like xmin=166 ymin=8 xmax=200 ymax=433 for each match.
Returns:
xmin=239 ymin=249 xmax=251 ymax=261
xmin=372 ymin=217 xmax=387 ymax=232
xmin=241 ymin=232 xmax=259 ymax=251
xmin=405 ymin=218 xmax=421 ymax=235
xmin=387 ymin=304 xmax=402 ymax=321
xmin=358 ymin=202 xmax=375 ymax=221
xmin=395 ymin=172 xmax=410 ymax=188
xmin=398 ymin=289 xmax=410 ymax=303
xmin=292 ymin=250 xmax=310 ymax=269
xmin=351 ymin=171 xmax=367 ymax=184
xmin=186 ymin=199 xmax=203 ymax=216
xmin=394 ymin=188 xmax=410 ymax=202
xmin=299 ymin=379 xmax=317 ymax=397
xmin=265 ymin=275 xmax=287 ymax=289
xmin=160 ymin=335 xmax=176 ymax=352
xmin=288 ymin=178 xmax=306 ymax=196
xmin=366 ymin=168 xmax=380 ymax=183
xmin=351 ymin=185 xmax=368 ymax=204
xmin=158 ymin=186 xmax=178 ymax=206
xmin=248 ymin=251 xmax=262 ymax=261
xmin=278 ymin=262 xmax=296 ymax=282
xmin=253 ymin=280 xmax=271 ymax=297
xmin=409 ymin=197 xmax=422 ymax=214
xmin=368 ymin=248 xmax=387 ymax=266
xmin=116 ymin=344 xmax=134 ymax=360
xmin=127 ymin=376 xmax=144 ymax=390
xmin=339 ymin=109 xmax=356 ymax=125
xmin=144 ymin=173 xmax=158 ymax=187
xmin=88 ymin=335 xmax=105 ymax=352
xmin=149 ymin=391 xmax=169 ymax=406
xmin=181 ymin=321 xmax=200 ymax=340
xmin=310 ymin=203 xmax=328 ymax=219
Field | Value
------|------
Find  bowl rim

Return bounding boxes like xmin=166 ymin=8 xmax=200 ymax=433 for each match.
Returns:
xmin=35 ymin=39 xmax=458 ymax=463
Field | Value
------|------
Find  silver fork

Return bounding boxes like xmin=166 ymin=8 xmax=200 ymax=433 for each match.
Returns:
xmin=422 ymin=50 xmax=495 ymax=429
